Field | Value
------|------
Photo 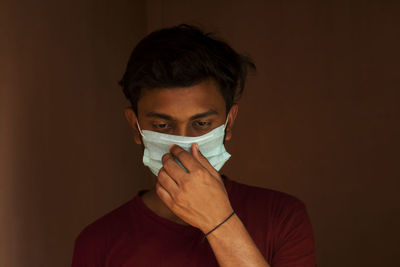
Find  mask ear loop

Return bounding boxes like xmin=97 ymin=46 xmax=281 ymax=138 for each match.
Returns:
xmin=223 ymin=116 xmax=229 ymax=130
xmin=136 ymin=121 xmax=144 ymax=137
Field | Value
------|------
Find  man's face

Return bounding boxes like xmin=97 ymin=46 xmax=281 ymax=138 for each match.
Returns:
xmin=125 ymin=79 xmax=238 ymax=144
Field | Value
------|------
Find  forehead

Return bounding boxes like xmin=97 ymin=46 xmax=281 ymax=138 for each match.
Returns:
xmin=137 ymin=79 xmax=226 ymax=119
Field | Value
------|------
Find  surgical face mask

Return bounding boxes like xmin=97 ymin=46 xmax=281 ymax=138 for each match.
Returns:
xmin=136 ymin=118 xmax=231 ymax=176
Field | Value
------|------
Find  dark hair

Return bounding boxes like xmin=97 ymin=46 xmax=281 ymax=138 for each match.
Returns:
xmin=119 ymin=24 xmax=256 ymax=115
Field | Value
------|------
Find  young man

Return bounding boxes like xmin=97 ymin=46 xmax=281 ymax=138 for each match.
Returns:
xmin=72 ymin=24 xmax=316 ymax=267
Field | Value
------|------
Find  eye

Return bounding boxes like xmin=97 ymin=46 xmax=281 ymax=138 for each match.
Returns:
xmin=152 ymin=123 xmax=169 ymax=129
xmin=193 ymin=121 xmax=211 ymax=128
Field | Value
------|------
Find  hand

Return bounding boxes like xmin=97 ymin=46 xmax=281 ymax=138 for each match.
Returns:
xmin=155 ymin=143 xmax=234 ymax=234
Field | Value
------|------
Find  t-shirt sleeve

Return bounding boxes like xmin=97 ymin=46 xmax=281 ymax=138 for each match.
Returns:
xmin=71 ymin=227 xmax=105 ymax=267
xmin=271 ymin=198 xmax=316 ymax=267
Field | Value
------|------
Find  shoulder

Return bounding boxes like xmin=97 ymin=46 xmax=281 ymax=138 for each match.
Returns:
xmin=225 ymin=176 xmax=306 ymax=215
xmin=224 ymin=176 xmax=316 ymax=265
xmin=224 ymin=175 xmax=312 ymax=234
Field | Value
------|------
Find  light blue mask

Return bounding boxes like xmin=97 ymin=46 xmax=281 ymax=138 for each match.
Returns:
xmin=137 ymin=118 xmax=231 ymax=176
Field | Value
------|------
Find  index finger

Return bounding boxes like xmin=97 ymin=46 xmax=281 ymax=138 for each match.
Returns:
xmin=169 ymin=144 xmax=201 ymax=172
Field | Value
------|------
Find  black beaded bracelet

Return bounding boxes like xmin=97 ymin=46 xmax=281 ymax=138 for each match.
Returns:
xmin=201 ymin=211 xmax=236 ymax=242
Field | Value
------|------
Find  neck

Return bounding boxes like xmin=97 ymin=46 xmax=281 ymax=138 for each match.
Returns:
xmin=142 ymin=186 xmax=189 ymax=226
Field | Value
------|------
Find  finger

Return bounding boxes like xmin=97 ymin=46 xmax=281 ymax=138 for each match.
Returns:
xmin=155 ymin=178 xmax=174 ymax=209
xmin=191 ymin=143 xmax=219 ymax=177
xmin=169 ymin=144 xmax=200 ymax=172
xmin=157 ymin=167 xmax=180 ymax=196
xmin=162 ymin=153 xmax=188 ymax=183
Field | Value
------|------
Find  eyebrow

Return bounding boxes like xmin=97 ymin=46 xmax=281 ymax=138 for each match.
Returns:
xmin=145 ymin=109 xmax=218 ymax=121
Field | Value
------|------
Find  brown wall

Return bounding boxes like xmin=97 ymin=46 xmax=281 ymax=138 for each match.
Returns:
xmin=0 ymin=0 xmax=148 ymax=266
xmin=1 ymin=0 xmax=399 ymax=266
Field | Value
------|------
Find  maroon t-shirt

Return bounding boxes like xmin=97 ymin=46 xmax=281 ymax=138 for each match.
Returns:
xmin=72 ymin=175 xmax=316 ymax=266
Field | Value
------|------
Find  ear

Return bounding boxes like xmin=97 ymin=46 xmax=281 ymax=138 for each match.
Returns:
xmin=224 ymin=104 xmax=238 ymax=141
xmin=124 ymin=107 xmax=142 ymax=145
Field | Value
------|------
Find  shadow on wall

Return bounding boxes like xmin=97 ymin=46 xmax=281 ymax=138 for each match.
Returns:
xmin=0 ymin=0 xmax=149 ymax=266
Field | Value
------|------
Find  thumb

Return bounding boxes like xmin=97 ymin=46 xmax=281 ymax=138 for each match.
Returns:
xmin=191 ymin=143 xmax=219 ymax=177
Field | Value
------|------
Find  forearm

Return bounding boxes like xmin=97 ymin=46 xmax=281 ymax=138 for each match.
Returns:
xmin=205 ymin=214 xmax=270 ymax=267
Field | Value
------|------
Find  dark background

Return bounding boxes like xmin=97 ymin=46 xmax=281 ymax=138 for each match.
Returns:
xmin=1 ymin=0 xmax=399 ymax=266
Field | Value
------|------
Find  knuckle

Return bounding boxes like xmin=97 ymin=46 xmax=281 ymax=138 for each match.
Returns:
xmin=157 ymin=168 xmax=165 ymax=178
xmin=158 ymin=171 xmax=168 ymax=184
xmin=192 ymin=167 xmax=206 ymax=178
xmin=155 ymin=182 xmax=163 ymax=193
xmin=180 ymin=179 xmax=192 ymax=192
xmin=169 ymin=200 xmax=177 ymax=210
xmin=174 ymin=191 xmax=185 ymax=204
xmin=162 ymin=153 xmax=172 ymax=163
xmin=176 ymin=150 xmax=187 ymax=159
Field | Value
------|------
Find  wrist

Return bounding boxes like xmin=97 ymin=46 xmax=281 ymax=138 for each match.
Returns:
xmin=202 ymin=211 xmax=238 ymax=241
